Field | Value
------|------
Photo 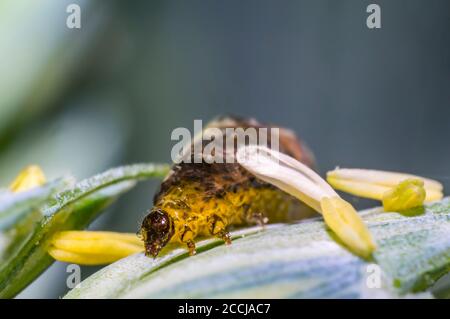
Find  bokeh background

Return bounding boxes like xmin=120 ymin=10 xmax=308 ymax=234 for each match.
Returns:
xmin=0 ymin=0 xmax=449 ymax=298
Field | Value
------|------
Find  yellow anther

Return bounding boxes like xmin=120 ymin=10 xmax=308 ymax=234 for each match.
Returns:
xmin=327 ymin=168 xmax=443 ymax=204
xmin=320 ymin=196 xmax=376 ymax=259
xmin=48 ymin=231 xmax=144 ymax=265
xmin=9 ymin=165 xmax=46 ymax=192
xmin=382 ymin=179 xmax=426 ymax=212
xmin=237 ymin=145 xmax=376 ymax=259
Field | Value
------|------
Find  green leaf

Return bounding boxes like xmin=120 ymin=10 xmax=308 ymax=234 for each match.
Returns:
xmin=0 ymin=179 xmax=70 ymax=264
xmin=65 ymin=198 xmax=450 ymax=299
xmin=0 ymin=180 xmax=66 ymax=231
xmin=0 ymin=163 xmax=169 ymax=298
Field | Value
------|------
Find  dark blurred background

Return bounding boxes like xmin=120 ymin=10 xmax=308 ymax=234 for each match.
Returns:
xmin=0 ymin=0 xmax=448 ymax=298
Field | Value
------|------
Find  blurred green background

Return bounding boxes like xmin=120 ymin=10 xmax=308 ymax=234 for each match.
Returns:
xmin=1 ymin=0 xmax=449 ymax=298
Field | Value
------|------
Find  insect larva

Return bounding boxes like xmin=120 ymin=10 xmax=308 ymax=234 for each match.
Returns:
xmin=140 ymin=116 xmax=316 ymax=257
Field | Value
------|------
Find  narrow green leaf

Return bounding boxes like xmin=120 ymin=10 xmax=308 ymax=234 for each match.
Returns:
xmin=0 ymin=179 xmax=69 ymax=230
xmin=0 ymin=163 xmax=169 ymax=298
xmin=0 ymin=179 xmax=70 ymax=265
xmin=65 ymin=198 xmax=450 ymax=299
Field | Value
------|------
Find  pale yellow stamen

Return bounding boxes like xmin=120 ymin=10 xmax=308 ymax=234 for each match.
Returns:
xmin=48 ymin=231 xmax=144 ymax=265
xmin=236 ymin=145 xmax=376 ymax=259
xmin=327 ymin=168 xmax=443 ymax=203
xmin=9 ymin=165 xmax=46 ymax=192
xmin=321 ymin=197 xmax=377 ymax=259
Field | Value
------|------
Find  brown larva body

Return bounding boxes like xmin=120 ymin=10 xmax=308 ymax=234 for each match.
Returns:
xmin=140 ymin=116 xmax=316 ymax=257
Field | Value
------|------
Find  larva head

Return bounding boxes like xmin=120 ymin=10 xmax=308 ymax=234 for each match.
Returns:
xmin=140 ymin=209 xmax=174 ymax=257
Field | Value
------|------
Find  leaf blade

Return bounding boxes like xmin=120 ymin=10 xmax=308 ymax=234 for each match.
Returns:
xmin=65 ymin=198 xmax=450 ymax=299
xmin=0 ymin=163 xmax=169 ymax=298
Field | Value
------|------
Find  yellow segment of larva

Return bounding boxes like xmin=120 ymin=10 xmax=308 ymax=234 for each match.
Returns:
xmin=155 ymin=181 xmax=292 ymax=244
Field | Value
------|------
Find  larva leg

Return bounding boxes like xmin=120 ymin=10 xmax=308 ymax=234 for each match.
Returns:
xmin=186 ymin=240 xmax=196 ymax=256
xmin=181 ymin=226 xmax=197 ymax=256
xmin=217 ymin=229 xmax=232 ymax=245
xmin=208 ymin=215 xmax=232 ymax=245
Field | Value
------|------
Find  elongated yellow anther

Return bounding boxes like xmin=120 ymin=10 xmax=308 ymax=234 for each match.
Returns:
xmin=48 ymin=231 xmax=144 ymax=265
xmin=9 ymin=165 xmax=46 ymax=192
xmin=237 ymin=145 xmax=376 ymax=259
xmin=327 ymin=168 xmax=443 ymax=207
xmin=320 ymin=197 xmax=376 ymax=258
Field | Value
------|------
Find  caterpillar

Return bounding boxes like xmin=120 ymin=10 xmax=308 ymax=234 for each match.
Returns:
xmin=140 ymin=116 xmax=316 ymax=257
